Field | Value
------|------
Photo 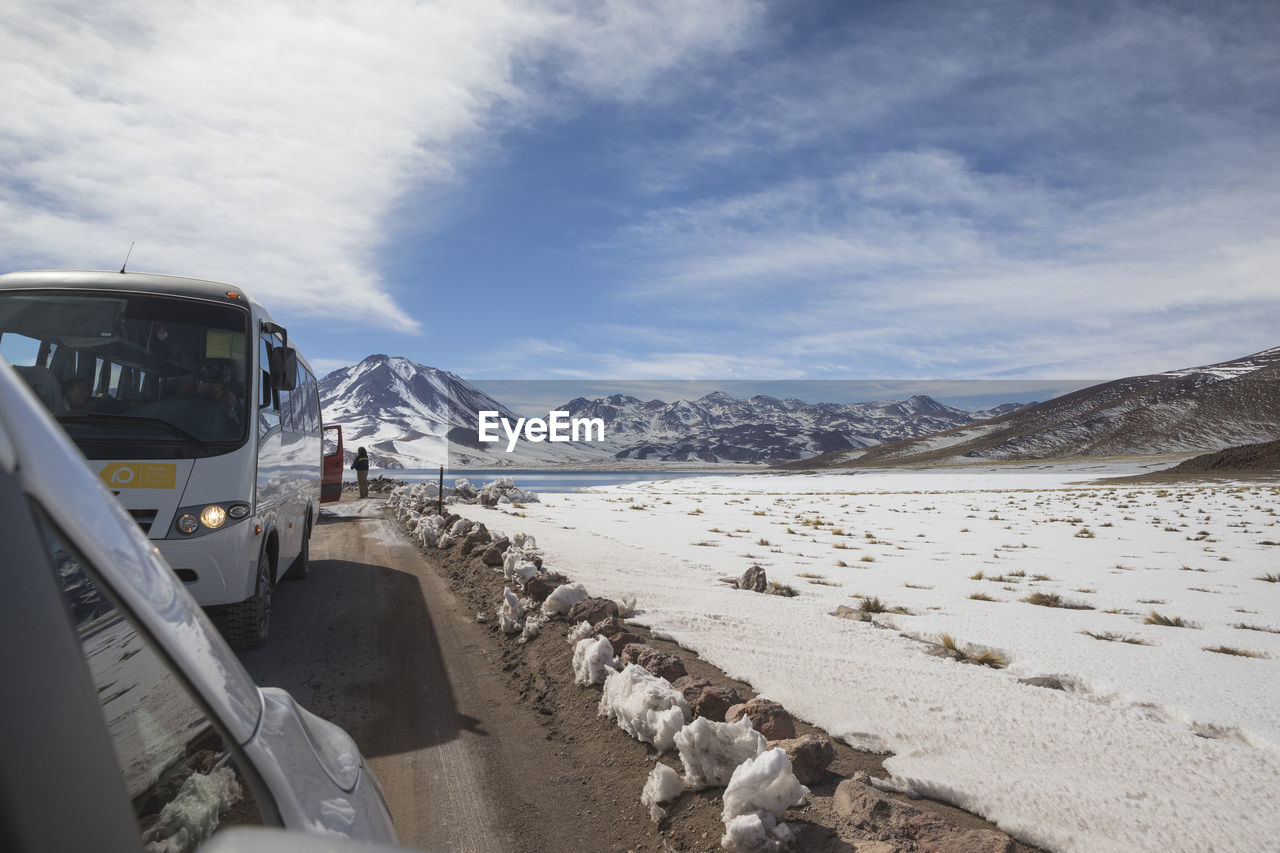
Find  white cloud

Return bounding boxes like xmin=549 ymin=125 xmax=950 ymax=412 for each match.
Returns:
xmin=0 ymin=0 xmax=761 ymax=332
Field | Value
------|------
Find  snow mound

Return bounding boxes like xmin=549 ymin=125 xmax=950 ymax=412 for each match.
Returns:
xmin=720 ymin=748 xmax=808 ymax=852
xmin=641 ymin=762 xmax=685 ymax=822
xmin=520 ymin=612 xmax=544 ymax=643
xmin=573 ymin=635 xmax=619 ymax=686
xmin=143 ymin=766 xmax=242 ymax=853
xmin=498 ymin=587 xmax=523 ymax=634
xmin=479 ymin=476 xmax=540 ymax=504
xmin=566 ymin=620 xmax=595 ymax=645
xmin=542 ymin=582 xmax=589 ymax=617
xmin=676 ymin=716 xmax=766 ymax=791
xmin=599 ymin=663 xmax=691 ymax=752
xmin=721 ymin=813 xmax=795 ymax=853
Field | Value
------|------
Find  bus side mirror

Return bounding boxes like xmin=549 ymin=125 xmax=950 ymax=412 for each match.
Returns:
xmin=269 ymin=347 xmax=297 ymax=391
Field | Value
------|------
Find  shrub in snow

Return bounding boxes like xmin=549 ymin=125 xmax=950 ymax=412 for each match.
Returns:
xmin=598 ymin=663 xmax=691 ymax=752
xmin=641 ymin=763 xmax=685 ymax=822
xmin=675 ymin=716 xmax=766 ymax=791
xmin=142 ymin=766 xmax=242 ymax=853
xmin=498 ymin=587 xmax=523 ymax=634
xmin=720 ymin=748 xmax=808 ymax=853
xmin=542 ymin=582 xmax=589 ymax=617
xmin=573 ymin=635 xmax=618 ymax=686
xmin=566 ymin=620 xmax=595 ymax=645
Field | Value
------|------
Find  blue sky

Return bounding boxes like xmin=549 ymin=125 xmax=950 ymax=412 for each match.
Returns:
xmin=4 ymin=0 xmax=1279 ymax=390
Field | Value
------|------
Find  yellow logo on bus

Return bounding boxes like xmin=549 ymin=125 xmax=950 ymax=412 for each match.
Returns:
xmin=99 ymin=462 xmax=177 ymax=490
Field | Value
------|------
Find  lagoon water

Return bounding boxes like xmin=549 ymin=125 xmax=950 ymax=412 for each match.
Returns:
xmin=380 ymin=468 xmax=732 ymax=493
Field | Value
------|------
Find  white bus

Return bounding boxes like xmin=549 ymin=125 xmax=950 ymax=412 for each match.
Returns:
xmin=0 ymin=270 xmax=342 ymax=648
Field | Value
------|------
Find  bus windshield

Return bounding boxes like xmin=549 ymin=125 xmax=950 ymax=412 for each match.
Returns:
xmin=0 ymin=290 xmax=251 ymax=459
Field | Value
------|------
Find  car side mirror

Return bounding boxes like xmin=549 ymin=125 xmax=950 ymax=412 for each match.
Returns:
xmin=269 ymin=347 xmax=297 ymax=391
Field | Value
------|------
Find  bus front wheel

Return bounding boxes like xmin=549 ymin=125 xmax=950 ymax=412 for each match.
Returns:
xmin=226 ymin=550 xmax=273 ymax=649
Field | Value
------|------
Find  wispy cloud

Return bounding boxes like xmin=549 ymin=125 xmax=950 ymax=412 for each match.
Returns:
xmin=584 ymin=1 xmax=1280 ymax=379
xmin=0 ymin=0 xmax=762 ymax=332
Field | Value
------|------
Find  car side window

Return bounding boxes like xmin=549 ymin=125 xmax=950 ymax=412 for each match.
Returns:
xmin=37 ymin=509 xmax=270 ymax=851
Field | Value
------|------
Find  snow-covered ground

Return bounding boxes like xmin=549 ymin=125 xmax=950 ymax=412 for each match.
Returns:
xmin=503 ymin=464 xmax=1280 ymax=853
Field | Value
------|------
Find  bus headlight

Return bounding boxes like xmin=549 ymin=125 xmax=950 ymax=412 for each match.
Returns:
xmin=170 ymin=501 xmax=251 ymax=539
xmin=200 ymin=505 xmax=227 ymax=529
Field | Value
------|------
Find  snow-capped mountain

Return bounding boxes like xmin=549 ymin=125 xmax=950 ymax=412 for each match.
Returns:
xmin=318 ymin=355 xmax=604 ymax=468
xmin=320 ymin=356 xmax=1026 ymax=468
xmin=797 ymin=345 xmax=1280 ymax=468
xmin=556 ymin=391 xmax=993 ymax=463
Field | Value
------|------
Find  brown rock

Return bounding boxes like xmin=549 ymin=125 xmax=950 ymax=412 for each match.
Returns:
xmin=830 ymin=604 xmax=872 ymax=622
xmin=907 ymin=813 xmax=1015 ymax=853
xmin=480 ymin=538 xmax=509 ymax=567
xmin=459 ymin=525 xmax=491 ymax=556
xmin=592 ymin=617 xmax=643 ymax=655
xmin=767 ymin=733 xmax=835 ymax=785
xmin=725 ymin=697 xmax=796 ymax=741
xmin=736 ymin=564 xmax=768 ymax=592
xmin=621 ymin=643 xmax=688 ymax=682
xmin=672 ymin=675 xmax=714 ymax=705
xmin=693 ymin=685 xmax=744 ymax=722
xmin=523 ymin=573 xmax=566 ymax=602
xmin=832 ymin=779 xmax=920 ymax=829
xmin=568 ymin=596 xmax=620 ymax=626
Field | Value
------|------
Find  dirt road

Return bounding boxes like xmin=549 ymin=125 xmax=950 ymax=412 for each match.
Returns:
xmin=236 ymin=496 xmax=668 ymax=852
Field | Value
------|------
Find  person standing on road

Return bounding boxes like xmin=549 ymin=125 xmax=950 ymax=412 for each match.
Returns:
xmin=353 ymin=446 xmax=370 ymax=498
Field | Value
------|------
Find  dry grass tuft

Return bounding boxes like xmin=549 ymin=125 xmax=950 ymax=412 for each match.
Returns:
xmin=968 ymin=592 xmax=996 ymax=601
xmin=1205 ymin=646 xmax=1263 ymax=658
xmin=1081 ymin=631 xmax=1150 ymax=645
xmin=935 ymin=633 xmax=1008 ymax=668
xmin=1234 ymin=623 xmax=1280 ymax=635
xmin=1256 ymin=572 xmax=1280 ymax=583
xmin=1144 ymin=610 xmax=1194 ymax=628
xmin=765 ymin=582 xmax=798 ymax=597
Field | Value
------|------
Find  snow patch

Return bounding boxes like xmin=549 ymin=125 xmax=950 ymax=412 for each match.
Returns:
xmin=598 ymin=663 xmax=691 ymax=752
xmin=498 ymin=587 xmax=522 ymax=634
xmin=142 ymin=766 xmax=242 ymax=853
xmin=641 ymin=762 xmax=685 ymax=822
xmin=675 ymin=716 xmax=767 ymax=791
xmin=720 ymin=748 xmax=808 ymax=852
xmin=573 ymin=635 xmax=618 ymax=686
xmin=542 ymin=582 xmax=589 ymax=617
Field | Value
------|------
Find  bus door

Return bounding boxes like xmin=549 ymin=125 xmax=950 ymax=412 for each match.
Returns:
xmin=321 ymin=424 xmax=343 ymax=503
